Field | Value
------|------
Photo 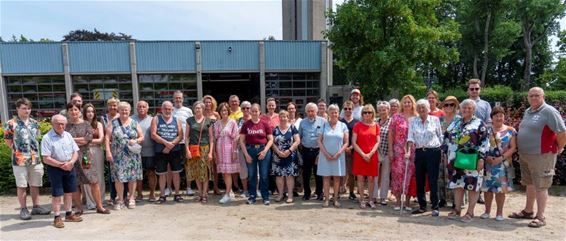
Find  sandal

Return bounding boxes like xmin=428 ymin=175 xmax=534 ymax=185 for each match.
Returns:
xmin=156 ymin=196 xmax=166 ymax=204
xmin=275 ymin=195 xmax=284 ymax=202
xmin=148 ymin=197 xmax=156 ymax=202
xmin=447 ymin=210 xmax=461 ymax=220
xmin=528 ymin=216 xmax=546 ymax=228
xmin=201 ymin=196 xmax=208 ymax=204
xmin=359 ymin=200 xmax=367 ymax=209
xmin=174 ymin=195 xmax=184 ymax=203
xmin=286 ymin=198 xmax=294 ymax=203
xmin=508 ymin=210 xmax=534 ymax=219
xmin=460 ymin=213 xmax=474 ymax=223
xmin=128 ymin=199 xmax=136 ymax=209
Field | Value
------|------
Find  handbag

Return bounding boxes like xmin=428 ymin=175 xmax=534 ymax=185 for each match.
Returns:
xmin=118 ymin=118 xmax=142 ymax=155
xmin=189 ymin=118 xmax=206 ymax=159
xmin=453 ymin=121 xmax=478 ymax=170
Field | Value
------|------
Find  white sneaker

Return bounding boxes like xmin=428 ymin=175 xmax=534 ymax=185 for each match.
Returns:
xmin=495 ymin=215 xmax=504 ymax=221
xmin=186 ymin=187 xmax=195 ymax=196
xmin=480 ymin=213 xmax=490 ymax=219
xmin=164 ymin=187 xmax=172 ymax=197
xmin=229 ymin=190 xmax=235 ymax=198
xmin=219 ymin=195 xmax=231 ymax=204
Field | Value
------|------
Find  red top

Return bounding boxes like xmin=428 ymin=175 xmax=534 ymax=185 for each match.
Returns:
xmin=261 ymin=113 xmax=280 ymax=129
xmin=352 ymin=122 xmax=380 ymax=176
xmin=240 ymin=119 xmax=272 ymax=145
xmin=429 ymin=109 xmax=445 ymax=118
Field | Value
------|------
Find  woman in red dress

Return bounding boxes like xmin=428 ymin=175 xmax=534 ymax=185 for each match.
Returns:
xmin=352 ymin=104 xmax=380 ymax=209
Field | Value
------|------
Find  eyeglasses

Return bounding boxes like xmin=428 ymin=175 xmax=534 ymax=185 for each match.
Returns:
xmin=344 ymin=108 xmax=352 ymax=110
xmin=242 ymin=107 xmax=250 ymax=110
xmin=362 ymin=111 xmax=373 ymax=115
xmin=469 ymin=88 xmax=480 ymax=91
xmin=444 ymin=103 xmax=455 ymax=107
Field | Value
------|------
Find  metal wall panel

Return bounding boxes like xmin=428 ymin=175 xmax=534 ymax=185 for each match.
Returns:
xmin=201 ymin=41 xmax=259 ymax=72
xmin=136 ymin=41 xmax=196 ymax=72
xmin=0 ymin=43 xmax=64 ymax=74
xmin=265 ymin=41 xmax=321 ymax=71
xmin=68 ymin=41 xmax=130 ymax=73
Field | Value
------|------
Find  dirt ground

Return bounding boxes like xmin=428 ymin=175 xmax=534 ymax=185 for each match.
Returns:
xmin=0 ymin=188 xmax=565 ymax=241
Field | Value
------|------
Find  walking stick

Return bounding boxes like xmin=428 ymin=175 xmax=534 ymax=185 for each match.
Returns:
xmin=400 ymin=155 xmax=410 ymax=215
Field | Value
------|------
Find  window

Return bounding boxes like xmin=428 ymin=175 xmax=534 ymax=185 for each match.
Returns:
xmin=6 ymin=76 xmax=66 ymax=119
xmin=265 ymin=73 xmax=320 ymax=112
xmin=72 ymin=75 xmax=133 ymax=115
xmin=139 ymin=74 xmax=197 ymax=114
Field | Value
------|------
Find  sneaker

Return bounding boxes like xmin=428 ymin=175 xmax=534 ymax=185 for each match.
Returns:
xmin=229 ymin=190 xmax=235 ymax=199
xmin=186 ymin=187 xmax=195 ymax=196
xmin=246 ymin=198 xmax=256 ymax=205
xmin=219 ymin=195 xmax=231 ymax=204
xmin=164 ymin=187 xmax=172 ymax=197
xmin=263 ymin=200 xmax=270 ymax=206
xmin=411 ymin=209 xmax=426 ymax=214
xmin=495 ymin=215 xmax=504 ymax=221
xmin=348 ymin=192 xmax=356 ymax=201
xmin=480 ymin=213 xmax=490 ymax=219
xmin=19 ymin=208 xmax=31 ymax=220
xmin=114 ymin=202 xmax=123 ymax=211
xmin=393 ymin=206 xmax=401 ymax=211
xmin=368 ymin=201 xmax=377 ymax=209
xmin=241 ymin=191 xmax=250 ymax=198
xmin=64 ymin=214 xmax=83 ymax=222
xmin=404 ymin=206 xmax=413 ymax=211
xmin=31 ymin=206 xmax=51 ymax=215
xmin=53 ymin=216 xmax=64 ymax=228
xmin=432 ymin=210 xmax=440 ymax=217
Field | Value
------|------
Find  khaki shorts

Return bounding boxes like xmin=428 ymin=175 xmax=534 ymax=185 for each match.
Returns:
xmin=13 ymin=163 xmax=44 ymax=188
xmin=519 ymin=153 xmax=557 ymax=191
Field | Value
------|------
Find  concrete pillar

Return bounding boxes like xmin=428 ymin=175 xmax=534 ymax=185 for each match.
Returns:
xmin=195 ymin=42 xmax=203 ymax=100
xmin=0 ymin=65 xmax=8 ymax=123
xmin=62 ymin=43 xmax=73 ymax=103
xmin=320 ymin=41 xmax=328 ymax=101
xmin=129 ymin=42 xmax=140 ymax=107
xmin=259 ymin=41 xmax=266 ymax=112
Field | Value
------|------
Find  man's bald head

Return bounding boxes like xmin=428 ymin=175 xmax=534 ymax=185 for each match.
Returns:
xmin=528 ymin=87 xmax=545 ymax=110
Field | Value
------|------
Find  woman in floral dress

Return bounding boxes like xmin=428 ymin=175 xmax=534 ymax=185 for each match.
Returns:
xmin=105 ymin=102 xmax=144 ymax=210
xmin=388 ymin=95 xmax=417 ymax=211
xmin=271 ymin=110 xmax=300 ymax=203
xmin=480 ymin=106 xmax=517 ymax=221
xmin=214 ymin=102 xmax=239 ymax=204
xmin=445 ymin=99 xmax=490 ymax=223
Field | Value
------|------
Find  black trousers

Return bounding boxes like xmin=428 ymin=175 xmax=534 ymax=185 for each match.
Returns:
xmin=415 ymin=147 xmax=441 ymax=210
xmin=300 ymin=147 xmax=323 ymax=197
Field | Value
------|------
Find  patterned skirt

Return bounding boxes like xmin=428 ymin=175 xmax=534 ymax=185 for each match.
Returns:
xmin=185 ymin=145 xmax=212 ymax=182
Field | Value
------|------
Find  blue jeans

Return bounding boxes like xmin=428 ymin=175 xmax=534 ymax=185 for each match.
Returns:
xmin=246 ymin=144 xmax=272 ymax=201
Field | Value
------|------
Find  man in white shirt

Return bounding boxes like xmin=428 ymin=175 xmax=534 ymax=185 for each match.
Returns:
xmin=172 ymin=91 xmax=194 ymax=195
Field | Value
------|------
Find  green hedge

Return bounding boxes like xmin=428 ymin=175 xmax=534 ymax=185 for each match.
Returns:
xmin=438 ymin=85 xmax=566 ymax=106
xmin=0 ymin=122 xmax=53 ymax=194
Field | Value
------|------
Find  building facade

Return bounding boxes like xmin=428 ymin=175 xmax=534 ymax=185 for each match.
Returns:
xmin=0 ymin=40 xmax=330 ymax=123
xmin=282 ymin=0 xmax=332 ymax=41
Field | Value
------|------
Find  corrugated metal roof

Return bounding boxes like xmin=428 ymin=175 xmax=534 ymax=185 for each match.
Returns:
xmin=136 ymin=41 xmax=196 ymax=72
xmin=68 ymin=42 xmax=130 ymax=73
xmin=201 ymin=41 xmax=259 ymax=72
xmin=0 ymin=42 xmax=64 ymax=74
xmin=265 ymin=41 xmax=321 ymax=71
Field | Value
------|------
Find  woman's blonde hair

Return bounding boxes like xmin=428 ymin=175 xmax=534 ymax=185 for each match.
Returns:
xmin=401 ymin=95 xmax=417 ymax=116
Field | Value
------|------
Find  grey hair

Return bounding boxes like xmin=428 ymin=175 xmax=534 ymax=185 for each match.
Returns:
xmin=376 ymin=101 xmax=390 ymax=110
xmin=460 ymin=99 xmax=477 ymax=109
xmin=416 ymin=99 xmax=431 ymax=112
xmin=389 ymin=99 xmax=400 ymax=106
xmin=327 ymin=104 xmax=340 ymax=113
xmin=193 ymin=101 xmax=205 ymax=109
xmin=51 ymin=114 xmax=67 ymax=124
xmin=240 ymin=101 xmax=251 ymax=108
xmin=117 ymin=101 xmax=131 ymax=111
xmin=305 ymin=102 xmax=318 ymax=112
xmin=161 ymin=101 xmax=173 ymax=108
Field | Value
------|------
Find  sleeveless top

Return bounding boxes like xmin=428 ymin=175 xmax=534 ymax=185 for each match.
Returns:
xmin=154 ymin=115 xmax=180 ymax=153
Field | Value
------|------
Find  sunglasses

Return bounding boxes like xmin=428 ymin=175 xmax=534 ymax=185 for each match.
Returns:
xmin=469 ymin=87 xmax=480 ymax=91
xmin=362 ymin=111 xmax=373 ymax=115
xmin=444 ymin=103 xmax=455 ymax=107
xmin=343 ymin=108 xmax=352 ymax=111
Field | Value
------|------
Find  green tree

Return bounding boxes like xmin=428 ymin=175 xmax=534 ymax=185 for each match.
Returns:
xmin=516 ymin=0 xmax=565 ymax=90
xmin=62 ymin=28 xmax=133 ymax=41
xmin=539 ymin=30 xmax=566 ymax=90
xmin=326 ymin=0 xmax=460 ymax=102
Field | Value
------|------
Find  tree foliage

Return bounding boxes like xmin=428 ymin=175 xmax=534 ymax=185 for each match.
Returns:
xmin=326 ymin=0 xmax=460 ymax=102
xmin=62 ymin=28 xmax=134 ymax=41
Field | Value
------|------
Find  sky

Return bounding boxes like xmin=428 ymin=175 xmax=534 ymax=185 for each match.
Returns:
xmin=0 ymin=0 xmax=562 ymax=44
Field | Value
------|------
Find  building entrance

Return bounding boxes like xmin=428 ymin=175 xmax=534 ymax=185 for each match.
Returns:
xmin=202 ymin=73 xmax=260 ymax=104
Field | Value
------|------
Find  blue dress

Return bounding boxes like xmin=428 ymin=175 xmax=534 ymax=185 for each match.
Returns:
xmin=272 ymin=126 xmax=299 ymax=177
xmin=317 ymin=121 xmax=348 ymax=176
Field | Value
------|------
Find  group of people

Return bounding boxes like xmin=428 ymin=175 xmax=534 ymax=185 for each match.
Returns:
xmin=4 ymin=79 xmax=565 ymax=229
